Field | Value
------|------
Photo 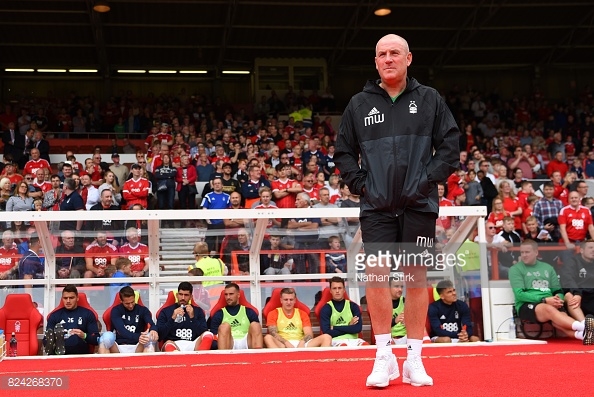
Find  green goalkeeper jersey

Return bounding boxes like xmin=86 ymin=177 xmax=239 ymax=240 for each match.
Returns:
xmin=509 ymin=259 xmax=564 ymax=312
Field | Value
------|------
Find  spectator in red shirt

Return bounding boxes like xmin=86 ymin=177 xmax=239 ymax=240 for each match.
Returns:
xmin=546 ymin=151 xmax=569 ymax=177
xmin=498 ymin=180 xmax=523 ymax=233
xmin=122 ymin=164 xmax=151 ymax=209
xmin=84 ymin=231 xmax=118 ymax=278
xmin=23 ymin=148 xmax=51 ymax=177
xmin=559 ymin=191 xmax=594 ymax=250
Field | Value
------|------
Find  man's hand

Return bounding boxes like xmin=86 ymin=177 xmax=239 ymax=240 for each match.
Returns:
xmin=185 ymin=304 xmax=195 ymax=318
xmin=544 ymin=223 xmax=555 ymax=232
xmin=349 ymin=316 xmax=360 ymax=325
xmin=564 ymin=293 xmax=581 ymax=309
xmin=544 ymin=296 xmax=564 ymax=309
xmin=395 ymin=313 xmax=405 ymax=325
xmin=457 ymin=330 xmax=469 ymax=342
xmin=70 ymin=328 xmax=86 ymax=339
xmin=138 ymin=332 xmax=149 ymax=345
xmin=171 ymin=306 xmax=185 ymax=320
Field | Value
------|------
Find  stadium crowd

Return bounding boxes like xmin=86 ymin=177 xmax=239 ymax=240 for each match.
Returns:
xmin=0 ymin=84 xmax=594 ymax=282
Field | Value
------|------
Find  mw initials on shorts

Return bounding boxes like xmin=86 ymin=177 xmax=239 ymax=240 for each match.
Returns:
xmin=416 ymin=236 xmax=433 ymax=248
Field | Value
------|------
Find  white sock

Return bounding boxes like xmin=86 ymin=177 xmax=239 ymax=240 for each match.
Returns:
xmin=407 ymin=338 xmax=423 ymax=360
xmin=572 ymin=321 xmax=584 ymax=332
xmin=575 ymin=330 xmax=584 ymax=340
xmin=375 ymin=334 xmax=392 ymax=356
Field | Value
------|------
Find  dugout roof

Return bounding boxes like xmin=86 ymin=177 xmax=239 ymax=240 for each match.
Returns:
xmin=1 ymin=0 xmax=593 ymax=74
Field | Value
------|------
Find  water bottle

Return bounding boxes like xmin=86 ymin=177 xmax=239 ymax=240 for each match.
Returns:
xmin=175 ymin=305 xmax=185 ymax=323
xmin=508 ymin=318 xmax=516 ymax=339
xmin=144 ymin=334 xmax=155 ymax=353
xmin=142 ymin=325 xmax=155 ymax=352
xmin=9 ymin=332 xmax=17 ymax=357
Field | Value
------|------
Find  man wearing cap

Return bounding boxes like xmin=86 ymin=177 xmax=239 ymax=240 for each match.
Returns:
xmin=221 ymin=162 xmax=240 ymax=194
xmin=109 ymin=153 xmax=129 ymax=187
xmin=3 ymin=160 xmax=23 ymax=187
xmin=123 ymin=163 xmax=151 ymax=209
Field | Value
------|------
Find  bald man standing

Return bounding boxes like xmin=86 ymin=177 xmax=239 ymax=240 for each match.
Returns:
xmin=335 ymin=34 xmax=459 ymax=388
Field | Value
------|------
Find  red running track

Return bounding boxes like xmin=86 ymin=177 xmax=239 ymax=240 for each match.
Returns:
xmin=0 ymin=340 xmax=593 ymax=396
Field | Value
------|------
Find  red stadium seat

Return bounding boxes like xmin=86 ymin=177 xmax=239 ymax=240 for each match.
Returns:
xmin=0 ymin=294 xmax=43 ymax=356
xmin=103 ymin=291 xmax=145 ymax=331
xmin=210 ymin=288 xmax=259 ymax=318
xmin=47 ymin=292 xmax=98 ymax=354
xmin=156 ymin=290 xmax=178 ymax=321
xmin=262 ymin=288 xmax=310 ymax=324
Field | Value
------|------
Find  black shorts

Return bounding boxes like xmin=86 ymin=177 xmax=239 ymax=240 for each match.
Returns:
xmin=518 ymin=302 xmax=543 ymax=323
xmin=361 ymin=210 xmax=438 ymax=257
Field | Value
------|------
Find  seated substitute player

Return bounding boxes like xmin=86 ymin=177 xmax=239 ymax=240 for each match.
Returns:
xmin=509 ymin=239 xmax=593 ymax=344
xmin=264 ymin=287 xmax=332 ymax=348
xmin=390 ymin=276 xmax=407 ymax=344
xmin=157 ymin=281 xmax=214 ymax=352
xmin=319 ymin=276 xmax=367 ymax=346
xmin=209 ymin=283 xmax=263 ymax=350
xmin=428 ymin=280 xmax=479 ymax=343
xmin=559 ymin=239 xmax=594 ymax=320
xmin=45 ymin=285 xmax=100 ymax=355
xmin=99 ymin=286 xmax=158 ymax=354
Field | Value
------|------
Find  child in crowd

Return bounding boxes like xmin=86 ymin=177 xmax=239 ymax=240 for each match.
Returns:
xmin=325 ymin=236 xmax=346 ymax=273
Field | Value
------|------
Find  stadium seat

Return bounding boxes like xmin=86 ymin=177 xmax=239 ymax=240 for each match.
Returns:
xmin=313 ymin=287 xmax=364 ymax=338
xmin=102 ymin=291 xmax=145 ymax=331
xmin=47 ymin=292 xmax=98 ymax=354
xmin=0 ymin=294 xmax=43 ymax=356
xmin=155 ymin=290 xmax=178 ymax=321
xmin=262 ymin=288 xmax=310 ymax=324
xmin=210 ymin=288 xmax=259 ymax=317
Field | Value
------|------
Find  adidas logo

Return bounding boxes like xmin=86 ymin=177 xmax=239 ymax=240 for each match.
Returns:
xmin=230 ymin=319 xmax=240 ymax=327
xmin=368 ymin=107 xmax=380 ymax=116
xmin=440 ymin=315 xmax=446 ymax=320
xmin=336 ymin=316 xmax=346 ymax=325
xmin=285 ymin=322 xmax=297 ymax=331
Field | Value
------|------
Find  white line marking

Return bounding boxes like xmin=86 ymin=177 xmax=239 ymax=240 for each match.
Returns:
xmin=0 ymin=348 xmax=588 ymax=376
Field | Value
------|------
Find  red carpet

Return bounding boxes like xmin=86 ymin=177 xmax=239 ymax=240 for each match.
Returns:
xmin=1 ymin=341 xmax=593 ymax=396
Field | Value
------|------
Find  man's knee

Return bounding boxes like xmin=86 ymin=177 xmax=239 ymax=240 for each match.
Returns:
xmin=218 ymin=322 xmax=231 ymax=336
xmin=249 ymin=322 xmax=262 ymax=334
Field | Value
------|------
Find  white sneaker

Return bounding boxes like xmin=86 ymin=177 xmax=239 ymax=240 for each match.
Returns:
xmin=403 ymin=356 xmax=433 ymax=386
xmin=365 ymin=354 xmax=399 ymax=388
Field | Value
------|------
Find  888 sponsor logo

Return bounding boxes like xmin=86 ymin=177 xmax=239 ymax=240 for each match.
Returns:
xmin=94 ymin=257 xmax=108 ymax=267
xmin=175 ymin=329 xmax=193 ymax=340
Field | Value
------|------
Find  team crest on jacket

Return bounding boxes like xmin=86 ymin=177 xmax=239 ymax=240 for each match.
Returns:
xmin=364 ymin=107 xmax=384 ymax=126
